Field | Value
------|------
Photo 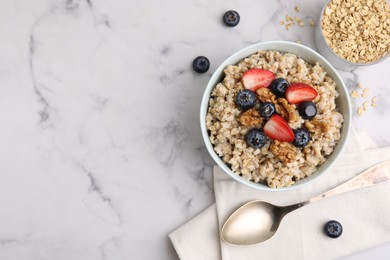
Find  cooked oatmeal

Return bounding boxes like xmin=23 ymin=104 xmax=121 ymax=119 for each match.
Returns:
xmin=205 ymin=50 xmax=344 ymax=188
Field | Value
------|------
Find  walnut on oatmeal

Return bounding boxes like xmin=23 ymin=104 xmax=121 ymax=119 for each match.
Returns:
xmin=270 ymin=140 xmax=297 ymax=163
xmin=274 ymin=103 xmax=289 ymax=121
xmin=277 ymin=98 xmax=299 ymax=124
xmin=256 ymin=88 xmax=277 ymax=104
xmin=305 ymin=119 xmax=331 ymax=134
xmin=238 ymin=109 xmax=263 ymax=126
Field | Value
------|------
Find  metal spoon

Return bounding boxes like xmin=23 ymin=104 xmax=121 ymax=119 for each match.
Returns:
xmin=221 ymin=160 xmax=390 ymax=246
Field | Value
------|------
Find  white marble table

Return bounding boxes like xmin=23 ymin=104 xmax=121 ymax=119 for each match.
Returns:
xmin=0 ymin=0 xmax=389 ymax=259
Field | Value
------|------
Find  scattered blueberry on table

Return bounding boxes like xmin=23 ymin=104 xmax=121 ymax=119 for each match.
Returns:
xmin=245 ymin=128 xmax=268 ymax=149
xmin=324 ymin=220 xmax=343 ymax=238
xmin=192 ymin=56 xmax=210 ymax=73
xmin=235 ymin=90 xmax=257 ymax=110
xmin=223 ymin=10 xmax=240 ymax=27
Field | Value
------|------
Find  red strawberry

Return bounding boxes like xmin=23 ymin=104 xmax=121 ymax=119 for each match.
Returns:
xmin=285 ymin=83 xmax=318 ymax=104
xmin=263 ymin=114 xmax=294 ymax=142
xmin=241 ymin=68 xmax=275 ymax=91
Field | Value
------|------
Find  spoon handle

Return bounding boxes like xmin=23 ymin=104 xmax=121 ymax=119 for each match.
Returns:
xmin=309 ymin=160 xmax=390 ymax=204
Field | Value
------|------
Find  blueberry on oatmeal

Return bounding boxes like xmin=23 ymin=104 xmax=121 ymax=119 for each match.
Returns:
xmin=245 ymin=128 xmax=268 ymax=149
xmin=298 ymin=101 xmax=317 ymax=119
xmin=235 ymin=90 xmax=257 ymax=110
xmin=293 ymin=128 xmax=311 ymax=147
xmin=270 ymin=78 xmax=289 ymax=97
xmin=259 ymin=102 xmax=275 ymax=118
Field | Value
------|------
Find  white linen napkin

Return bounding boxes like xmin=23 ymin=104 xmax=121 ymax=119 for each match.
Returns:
xmin=169 ymin=129 xmax=390 ymax=260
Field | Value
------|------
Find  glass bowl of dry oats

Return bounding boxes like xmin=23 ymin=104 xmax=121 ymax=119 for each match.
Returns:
xmin=315 ymin=0 xmax=390 ymax=71
xmin=200 ymin=41 xmax=352 ymax=191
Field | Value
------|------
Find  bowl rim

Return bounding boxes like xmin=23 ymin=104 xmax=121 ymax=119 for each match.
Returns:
xmin=317 ymin=0 xmax=390 ymax=66
xmin=200 ymin=40 xmax=352 ymax=191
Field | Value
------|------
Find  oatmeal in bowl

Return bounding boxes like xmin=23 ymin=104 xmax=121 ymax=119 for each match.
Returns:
xmin=200 ymin=41 xmax=351 ymax=191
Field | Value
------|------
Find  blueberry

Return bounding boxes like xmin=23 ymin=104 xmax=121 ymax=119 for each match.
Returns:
xmin=298 ymin=101 xmax=317 ymax=120
xmin=223 ymin=10 xmax=240 ymax=27
xmin=293 ymin=128 xmax=310 ymax=147
xmin=259 ymin=102 xmax=275 ymax=118
xmin=245 ymin=129 xmax=268 ymax=149
xmin=192 ymin=56 xmax=210 ymax=73
xmin=235 ymin=90 xmax=257 ymax=110
xmin=324 ymin=220 xmax=343 ymax=238
xmin=270 ymin=78 xmax=289 ymax=97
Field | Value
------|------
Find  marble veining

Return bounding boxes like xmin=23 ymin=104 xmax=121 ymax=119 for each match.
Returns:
xmin=29 ymin=31 xmax=52 ymax=125
xmin=0 ymin=0 xmax=389 ymax=259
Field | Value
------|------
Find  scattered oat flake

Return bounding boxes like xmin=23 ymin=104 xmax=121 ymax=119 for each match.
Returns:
xmin=357 ymin=107 xmax=364 ymax=116
xmin=371 ymin=96 xmax=377 ymax=107
xmin=295 ymin=6 xmax=300 ymax=12
xmin=309 ymin=19 xmax=315 ymax=26
xmin=357 ymin=83 xmax=362 ymax=89
xmin=280 ymin=20 xmax=285 ymax=25
xmin=361 ymin=88 xmax=370 ymax=98
xmin=285 ymin=23 xmax=295 ymax=30
xmin=351 ymin=90 xmax=359 ymax=98
xmin=298 ymin=21 xmax=304 ymax=26
xmin=363 ymin=101 xmax=369 ymax=110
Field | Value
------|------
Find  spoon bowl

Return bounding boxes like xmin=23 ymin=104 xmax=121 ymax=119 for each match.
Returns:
xmin=221 ymin=201 xmax=282 ymax=245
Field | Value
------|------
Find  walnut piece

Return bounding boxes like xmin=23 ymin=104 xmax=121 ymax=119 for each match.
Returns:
xmin=304 ymin=119 xmax=330 ymax=133
xmin=277 ymin=98 xmax=299 ymax=124
xmin=270 ymin=140 xmax=297 ymax=163
xmin=275 ymin=103 xmax=288 ymax=120
xmin=256 ymin=88 xmax=277 ymax=104
xmin=238 ymin=109 xmax=263 ymax=126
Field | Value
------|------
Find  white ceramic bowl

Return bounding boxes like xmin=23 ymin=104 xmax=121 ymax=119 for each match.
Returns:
xmin=200 ymin=41 xmax=351 ymax=191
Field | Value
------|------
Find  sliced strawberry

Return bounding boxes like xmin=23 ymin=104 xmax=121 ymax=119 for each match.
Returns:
xmin=285 ymin=83 xmax=318 ymax=104
xmin=263 ymin=114 xmax=294 ymax=142
xmin=241 ymin=68 xmax=275 ymax=91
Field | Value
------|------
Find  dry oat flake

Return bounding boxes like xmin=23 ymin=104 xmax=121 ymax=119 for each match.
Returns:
xmin=322 ymin=0 xmax=390 ymax=63
xmin=206 ymin=50 xmax=343 ymax=188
